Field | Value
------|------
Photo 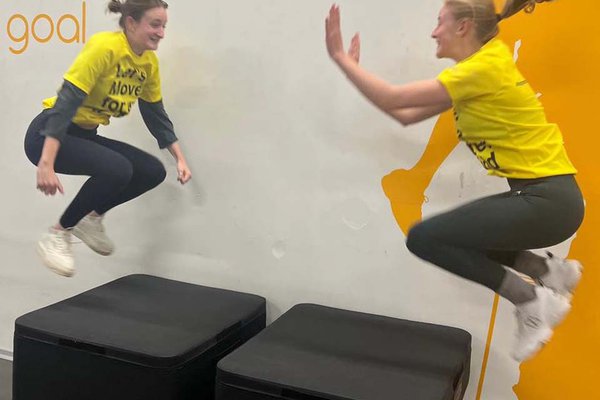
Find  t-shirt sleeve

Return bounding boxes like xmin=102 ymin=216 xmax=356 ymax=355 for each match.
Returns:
xmin=437 ymin=58 xmax=499 ymax=104
xmin=63 ymin=35 xmax=113 ymax=94
xmin=139 ymin=99 xmax=177 ymax=149
xmin=39 ymin=81 xmax=87 ymax=142
xmin=139 ymin=53 xmax=162 ymax=103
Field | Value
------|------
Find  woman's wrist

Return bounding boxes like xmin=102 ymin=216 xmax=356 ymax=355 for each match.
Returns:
xmin=38 ymin=159 xmax=54 ymax=169
xmin=167 ymin=142 xmax=186 ymax=163
xmin=334 ymin=53 xmax=351 ymax=69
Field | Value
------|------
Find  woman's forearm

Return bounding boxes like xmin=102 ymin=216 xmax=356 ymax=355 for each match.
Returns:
xmin=388 ymin=103 xmax=452 ymax=126
xmin=39 ymin=136 xmax=61 ymax=168
xmin=336 ymin=56 xmax=451 ymax=112
xmin=336 ymin=55 xmax=400 ymax=111
xmin=167 ymin=141 xmax=186 ymax=162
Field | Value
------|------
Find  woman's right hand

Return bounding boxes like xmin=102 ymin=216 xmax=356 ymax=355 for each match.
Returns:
xmin=36 ymin=164 xmax=64 ymax=196
xmin=326 ymin=5 xmax=360 ymax=65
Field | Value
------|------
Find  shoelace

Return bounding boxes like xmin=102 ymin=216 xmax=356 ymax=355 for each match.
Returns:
xmin=50 ymin=231 xmax=73 ymax=254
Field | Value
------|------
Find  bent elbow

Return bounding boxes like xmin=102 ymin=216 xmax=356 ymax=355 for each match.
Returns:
xmin=389 ymin=113 xmax=414 ymax=127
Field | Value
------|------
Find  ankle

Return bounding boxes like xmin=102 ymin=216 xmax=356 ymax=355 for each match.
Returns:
xmin=515 ymin=251 xmax=549 ymax=279
xmin=498 ymin=270 xmax=537 ymax=305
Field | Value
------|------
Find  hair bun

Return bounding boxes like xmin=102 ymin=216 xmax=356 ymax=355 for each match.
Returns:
xmin=107 ymin=0 xmax=122 ymax=14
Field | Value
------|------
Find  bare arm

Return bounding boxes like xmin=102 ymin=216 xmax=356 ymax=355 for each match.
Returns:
xmin=388 ymin=102 xmax=452 ymax=126
xmin=166 ymin=141 xmax=192 ymax=185
xmin=37 ymin=137 xmax=64 ymax=195
xmin=325 ymin=5 xmax=452 ymax=115
xmin=336 ymin=59 xmax=452 ymax=111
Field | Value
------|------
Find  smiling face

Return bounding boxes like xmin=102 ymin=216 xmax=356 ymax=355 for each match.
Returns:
xmin=125 ymin=6 xmax=167 ymax=55
xmin=431 ymin=5 xmax=462 ymax=60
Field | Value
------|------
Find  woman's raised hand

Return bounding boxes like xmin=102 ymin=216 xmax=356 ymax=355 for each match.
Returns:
xmin=326 ymin=4 xmax=360 ymax=65
xmin=348 ymin=32 xmax=360 ymax=64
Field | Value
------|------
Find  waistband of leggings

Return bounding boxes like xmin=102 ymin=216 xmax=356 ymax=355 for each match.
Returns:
xmin=507 ymin=174 xmax=576 ymax=190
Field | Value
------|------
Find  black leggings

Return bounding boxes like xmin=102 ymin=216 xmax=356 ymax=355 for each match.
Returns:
xmin=406 ymin=174 xmax=584 ymax=291
xmin=24 ymin=110 xmax=166 ymax=228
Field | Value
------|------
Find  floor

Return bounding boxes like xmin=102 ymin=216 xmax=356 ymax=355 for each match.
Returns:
xmin=0 ymin=358 xmax=11 ymax=400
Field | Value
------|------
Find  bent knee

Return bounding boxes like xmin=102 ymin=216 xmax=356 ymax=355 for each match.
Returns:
xmin=405 ymin=222 xmax=434 ymax=258
xmin=153 ymin=161 xmax=167 ymax=185
xmin=141 ymin=158 xmax=166 ymax=187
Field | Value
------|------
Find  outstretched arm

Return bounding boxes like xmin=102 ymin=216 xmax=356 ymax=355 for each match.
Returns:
xmin=388 ymin=103 xmax=452 ymax=126
xmin=325 ymin=5 xmax=452 ymax=116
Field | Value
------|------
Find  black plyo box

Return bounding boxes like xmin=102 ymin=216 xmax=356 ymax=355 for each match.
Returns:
xmin=216 ymin=303 xmax=471 ymax=400
xmin=13 ymin=274 xmax=266 ymax=399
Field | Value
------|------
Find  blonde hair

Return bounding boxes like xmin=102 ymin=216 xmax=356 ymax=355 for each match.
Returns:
xmin=444 ymin=0 xmax=554 ymax=43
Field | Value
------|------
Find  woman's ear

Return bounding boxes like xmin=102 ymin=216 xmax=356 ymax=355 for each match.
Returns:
xmin=455 ymin=18 xmax=473 ymax=38
xmin=124 ymin=15 xmax=136 ymax=33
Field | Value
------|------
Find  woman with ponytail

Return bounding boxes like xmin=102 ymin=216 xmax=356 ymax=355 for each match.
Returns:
xmin=326 ymin=0 xmax=582 ymax=362
xmin=25 ymin=0 xmax=191 ymax=277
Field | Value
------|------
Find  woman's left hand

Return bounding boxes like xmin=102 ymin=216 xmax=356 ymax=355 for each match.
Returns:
xmin=166 ymin=142 xmax=192 ymax=184
xmin=326 ymin=4 xmax=360 ymax=65
xmin=348 ymin=32 xmax=360 ymax=64
xmin=176 ymin=160 xmax=192 ymax=184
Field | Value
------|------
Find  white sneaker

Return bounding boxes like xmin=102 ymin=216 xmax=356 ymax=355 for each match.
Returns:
xmin=539 ymin=253 xmax=583 ymax=299
xmin=72 ymin=214 xmax=114 ymax=256
xmin=37 ymin=228 xmax=75 ymax=277
xmin=512 ymin=286 xmax=571 ymax=362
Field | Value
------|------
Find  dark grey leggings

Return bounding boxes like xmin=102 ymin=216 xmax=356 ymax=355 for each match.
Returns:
xmin=405 ymin=174 xmax=584 ymax=291
xmin=25 ymin=110 xmax=166 ymax=228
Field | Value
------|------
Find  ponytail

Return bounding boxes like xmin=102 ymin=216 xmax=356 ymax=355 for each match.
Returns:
xmin=499 ymin=0 xmax=555 ymax=21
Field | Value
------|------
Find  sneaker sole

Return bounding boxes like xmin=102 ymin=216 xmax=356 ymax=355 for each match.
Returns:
xmin=72 ymin=228 xmax=113 ymax=256
xmin=565 ymin=261 xmax=583 ymax=295
xmin=548 ymin=297 xmax=572 ymax=328
xmin=555 ymin=261 xmax=583 ymax=301
xmin=36 ymin=243 xmax=74 ymax=277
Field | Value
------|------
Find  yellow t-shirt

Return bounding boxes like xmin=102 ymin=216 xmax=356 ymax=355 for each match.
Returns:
xmin=43 ymin=31 xmax=162 ymax=126
xmin=437 ymin=39 xmax=576 ymax=179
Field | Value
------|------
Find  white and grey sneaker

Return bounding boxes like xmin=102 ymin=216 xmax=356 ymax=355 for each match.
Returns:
xmin=37 ymin=227 xmax=75 ymax=277
xmin=72 ymin=214 xmax=114 ymax=256
xmin=539 ymin=253 xmax=583 ymax=299
xmin=512 ymin=286 xmax=571 ymax=362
